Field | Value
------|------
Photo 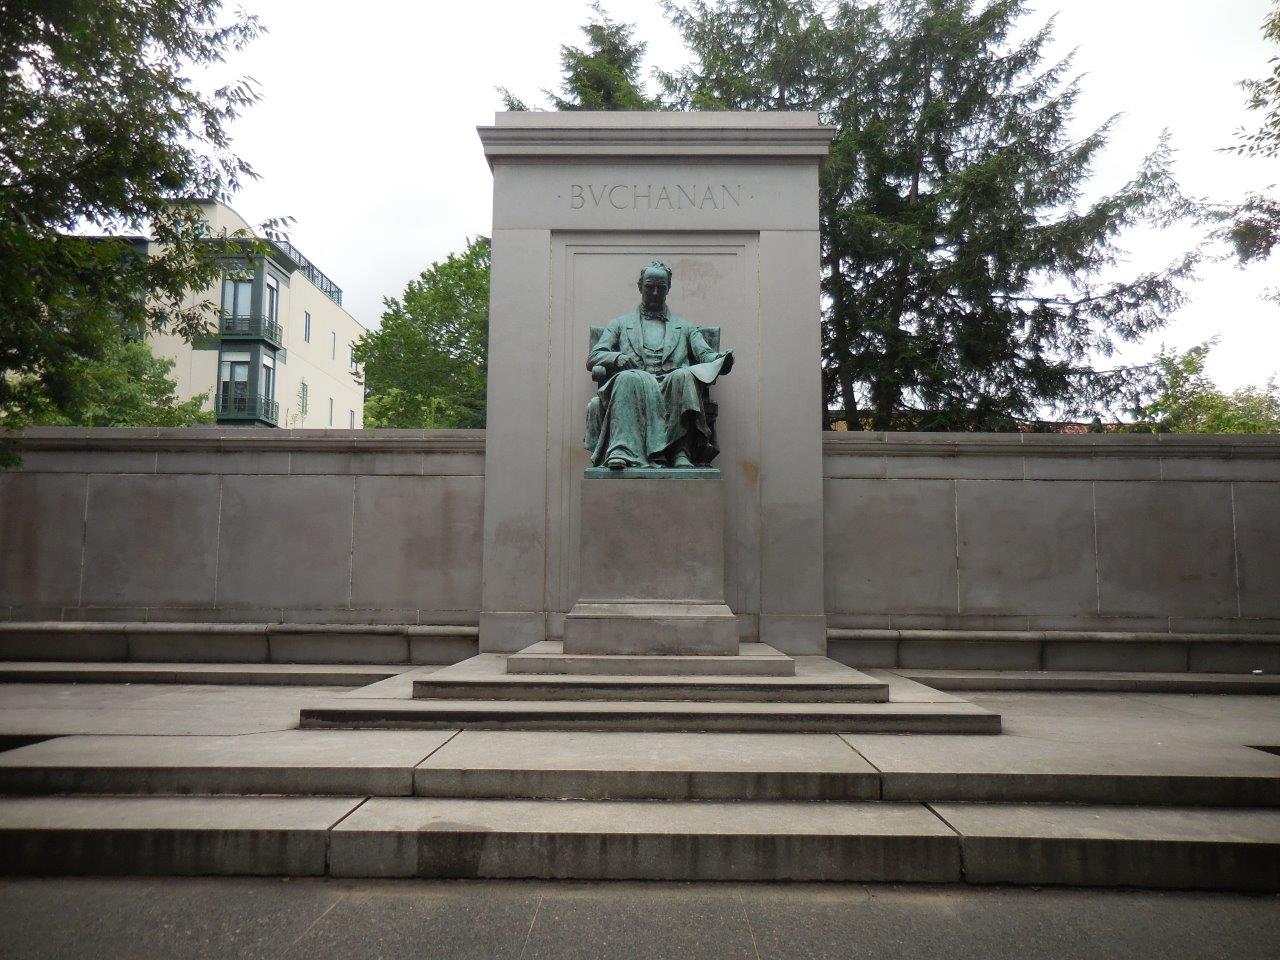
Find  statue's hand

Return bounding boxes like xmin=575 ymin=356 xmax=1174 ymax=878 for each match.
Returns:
xmin=719 ymin=351 xmax=735 ymax=375
xmin=615 ymin=354 xmax=635 ymax=371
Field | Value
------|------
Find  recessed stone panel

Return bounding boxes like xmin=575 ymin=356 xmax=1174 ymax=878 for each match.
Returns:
xmin=215 ymin=475 xmax=354 ymax=609
xmin=1095 ymin=481 xmax=1237 ymax=618
xmin=0 ymin=473 xmax=86 ymax=606
xmin=958 ymin=480 xmax=1097 ymax=616
xmin=81 ymin=474 xmax=220 ymax=607
xmin=824 ymin=479 xmax=957 ymax=615
xmin=351 ymin=476 xmax=483 ymax=612
xmin=1234 ymin=482 xmax=1280 ymax=619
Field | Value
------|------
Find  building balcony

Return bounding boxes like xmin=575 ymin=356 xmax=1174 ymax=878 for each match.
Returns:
xmin=219 ymin=313 xmax=284 ymax=348
xmin=215 ymin=393 xmax=279 ymax=426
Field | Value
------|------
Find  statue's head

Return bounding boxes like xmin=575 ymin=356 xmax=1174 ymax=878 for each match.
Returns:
xmin=637 ymin=260 xmax=672 ymax=313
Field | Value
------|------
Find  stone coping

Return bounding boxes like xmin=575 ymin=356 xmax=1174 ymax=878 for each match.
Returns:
xmin=11 ymin=428 xmax=1279 ymax=459
xmin=822 ymin=431 xmax=1280 ymax=459
xmin=0 ymin=621 xmax=477 ymax=637
xmin=12 ymin=427 xmax=485 ymax=454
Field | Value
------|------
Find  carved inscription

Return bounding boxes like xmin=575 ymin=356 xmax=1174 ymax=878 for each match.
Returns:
xmin=569 ymin=184 xmax=743 ymax=211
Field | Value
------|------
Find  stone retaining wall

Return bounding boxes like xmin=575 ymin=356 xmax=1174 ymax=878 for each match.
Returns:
xmin=3 ymin=429 xmax=1278 ymax=661
xmin=824 ymin=432 xmax=1280 ymax=638
xmin=0 ymin=429 xmax=485 ymax=636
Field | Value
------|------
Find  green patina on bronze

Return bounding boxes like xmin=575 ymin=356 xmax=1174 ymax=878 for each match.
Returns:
xmin=585 ymin=260 xmax=735 ymax=470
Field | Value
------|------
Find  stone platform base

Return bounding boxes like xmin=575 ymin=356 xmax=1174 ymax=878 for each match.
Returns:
xmin=507 ymin=640 xmax=796 ymax=676
xmin=562 ymin=602 xmax=738 ymax=656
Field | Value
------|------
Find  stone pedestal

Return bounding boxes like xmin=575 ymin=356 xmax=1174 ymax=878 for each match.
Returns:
xmin=562 ymin=472 xmax=737 ymax=656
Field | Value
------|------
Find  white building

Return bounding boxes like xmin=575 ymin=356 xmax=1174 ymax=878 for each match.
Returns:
xmin=148 ymin=200 xmax=366 ymax=428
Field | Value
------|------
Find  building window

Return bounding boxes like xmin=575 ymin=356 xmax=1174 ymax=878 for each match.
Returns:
xmin=349 ymin=409 xmax=356 ymax=429
xmin=218 ymin=351 xmax=252 ymax=412
xmin=304 ymin=312 xmax=311 ymax=343
xmin=330 ymin=331 xmax=336 ymax=360
xmin=328 ymin=397 xmax=334 ymax=426
xmin=221 ymin=276 xmax=253 ymax=317
xmin=265 ymin=276 xmax=279 ymax=324
xmin=260 ymin=351 xmax=276 ymax=403
xmin=349 ymin=345 xmax=356 ymax=370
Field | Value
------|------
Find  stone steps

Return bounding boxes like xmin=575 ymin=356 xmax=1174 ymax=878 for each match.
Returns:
xmin=298 ymin=696 xmax=1001 ymax=733
xmin=414 ymin=650 xmax=887 ymax=703
xmin=0 ymin=794 xmax=1276 ymax=889
xmin=506 ymin=640 xmax=797 ymax=676
xmin=896 ymin=669 xmax=1280 ymax=694
xmin=0 ymin=662 xmax=406 ymax=687
xmin=5 ymin=729 xmax=1276 ymax=806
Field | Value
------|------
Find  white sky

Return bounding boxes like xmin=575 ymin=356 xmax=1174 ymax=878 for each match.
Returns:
xmin=219 ymin=0 xmax=1278 ymax=390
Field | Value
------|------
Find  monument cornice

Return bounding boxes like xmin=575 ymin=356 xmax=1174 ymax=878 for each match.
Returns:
xmin=478 ymin=111 xmax=835 ymax=167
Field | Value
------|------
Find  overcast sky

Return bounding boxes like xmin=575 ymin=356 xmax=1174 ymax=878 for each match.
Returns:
xmin=217 ymin=0 xmax=1277 ymax=390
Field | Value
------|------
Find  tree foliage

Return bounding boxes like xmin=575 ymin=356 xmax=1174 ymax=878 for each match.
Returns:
xmin=1232 ymin=0 xmax=1280 ymax=160
xmin=1131 ymin=341 xmax=1280 ymax=434
xmin=1 ymin=0 xmax=272 ymax=451
xmin=501 ymin=3 xmax=659 ymax=111
xmin=663 ymin=0 xmax=1193 ymax=430
xmin=26 ymin=329 xmax=213 ymax=428
xmin=354 ymin=237 xmax=490 ymax=429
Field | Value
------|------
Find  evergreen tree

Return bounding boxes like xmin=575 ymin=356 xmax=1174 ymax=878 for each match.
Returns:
xmin=354 ymin=237 xmax=490 ymax=429
xmin=663 ymin=0 xmax=1193 ymax=429
xmin=502 ymin=3 xmax=659 ymax=111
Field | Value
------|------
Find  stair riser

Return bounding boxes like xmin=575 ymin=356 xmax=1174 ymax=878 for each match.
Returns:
xmin=0 ymin=830 xmax=327 ymax=876
xmin=328 ymin=831 xmax=960 ymax=882
xmin=299 ymin=712 xmax=1002 ymax=734
xmin=0 ymin=768 xmax=412 ymax=797
xmin=411 ymin=682 xmax=888 ymax=703
xmin=3 ymin=828 xmax=1273 ymax=891
xmin=2 ymin=768 xmax=1274 ymax=807
xmin=506 ymin=658 xmax=795 ymax=677
xmin=412 ymin=769 xmax=881 ymax=802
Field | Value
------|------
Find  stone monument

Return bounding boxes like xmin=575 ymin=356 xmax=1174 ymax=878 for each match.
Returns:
xmin=477 ymin=112 xmax=833 ymax=655
xmin=563 ymin=259 xmax=738 ymax=656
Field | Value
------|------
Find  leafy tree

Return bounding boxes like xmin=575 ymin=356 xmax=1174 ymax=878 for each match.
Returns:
xmin=1131 ymin=341 xmax=1280 ymax=434
xmin=26 ymin=330 xmax=213 ymax=428
xmin=1206 ymin=2 xmax=1280 ymax=293
xmin=663 ymin=0 xmax=1194 ymax=430
xmin=501 ymin=3 xmax=660 ymax=110
xmin=354 ymin=237 xmax=490 ymax=429
xmin=1 ymin=0 xmax=272 ymax=456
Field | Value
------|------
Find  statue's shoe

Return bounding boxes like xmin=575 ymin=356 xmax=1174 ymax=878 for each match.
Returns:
xmin=606 ymin=457 xmax=627 ymax=470
xmin=671 ymin=452 xmax=696 ymax=468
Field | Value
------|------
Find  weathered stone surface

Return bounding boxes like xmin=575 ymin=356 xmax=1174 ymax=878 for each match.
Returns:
xmin=1095 ymin=482 xmax=1237 ymax=618
xmin=329 ymin=797 xmax=959 ymax=880
xmin=413 ymin=730 xmax=878 ymax=801
xmin=933 ymin=802 xmax=1280 ymax=891
xmin=957 ymin=480 xmax=1097 ymax=615
xmin=0 ymin=796 xmax=358 ymax=876
xmin=216 ymin=475 xmax=354 ymax=609
xmin=825 ymin=479 xmax=957 ymax=616
xmin=81 ymin=475 xmax=221 ymax=607
xmin=0 ymin=474 xmax=86 ymax=607
xmin=0 ymin=730 xmax=454 ymax=796
xmin=350 ymin=476 xmax=483 ymax=612
xmin=506 ymin=639 xmax=796 ymax=676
